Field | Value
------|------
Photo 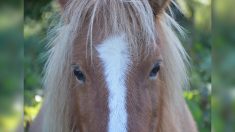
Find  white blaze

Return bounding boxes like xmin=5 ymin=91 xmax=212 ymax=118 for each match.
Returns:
xmin=97 ymin=35 xmax=130 ymax=132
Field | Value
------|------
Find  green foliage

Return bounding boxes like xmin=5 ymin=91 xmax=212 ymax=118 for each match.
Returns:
xmin=185 ymin=90 xmax=211 ymax=132
xmin=212 ymin=0 xmax=235 ymax=131
xmin=0 ymin=4 xmax=23 ymax=131
xmin=24 ymin=2 xmax=59 ymax=130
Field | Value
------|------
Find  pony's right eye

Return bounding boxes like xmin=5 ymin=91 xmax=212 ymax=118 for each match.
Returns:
xmin=73 ymin=66 xmax=85 ymax=83
xmin=149 ymin=61 xmax=161 ymax=79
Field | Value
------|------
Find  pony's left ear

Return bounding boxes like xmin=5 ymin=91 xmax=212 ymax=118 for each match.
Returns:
xmin=149 ymin=0 xmax=171 ymax=15
xmin=58 ymin=0 xmax=68 ymax=9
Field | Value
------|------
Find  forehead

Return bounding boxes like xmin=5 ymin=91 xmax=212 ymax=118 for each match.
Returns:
xmin=72 ymin=33 xmax=161 ymax=65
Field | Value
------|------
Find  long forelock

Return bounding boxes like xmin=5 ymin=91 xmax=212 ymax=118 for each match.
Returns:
xmin=62 ymin=0 xmax=159 ymax=56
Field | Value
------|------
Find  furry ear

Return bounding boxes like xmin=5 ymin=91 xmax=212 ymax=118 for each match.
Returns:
xmin=58 ymin=0 xmax=68 ymax=9
xmin=149 ymin=0 xmax=171 ymax=15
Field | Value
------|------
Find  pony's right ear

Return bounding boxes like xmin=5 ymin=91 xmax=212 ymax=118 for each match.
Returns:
xmin=58 ymin=0 xmax=68 ymax=9
xmin=149 ymin=0 xmax=171 ymax=15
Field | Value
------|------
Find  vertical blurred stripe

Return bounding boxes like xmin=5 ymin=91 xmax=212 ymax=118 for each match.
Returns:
xmin=213 ymin=0 xmax=235 ymax=131
xmin=0 ymin=0 xmax=23 ymax=131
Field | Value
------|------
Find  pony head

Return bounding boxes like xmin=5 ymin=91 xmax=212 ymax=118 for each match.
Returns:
xmin=42 ymin=0 xmax=196 ymax=131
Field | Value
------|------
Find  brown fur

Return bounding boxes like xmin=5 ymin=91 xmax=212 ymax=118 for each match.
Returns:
xmin=126 ymin=45 xmax=162 ymax=132
xmin=71 ymin=29 xmax=109 ymax=132
xmin=149 ymin=0 xmax=171 ymax=15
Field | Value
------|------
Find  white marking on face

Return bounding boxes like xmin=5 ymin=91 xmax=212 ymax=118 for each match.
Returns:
xmin=97 ymin=34 xmax=130 ymax=132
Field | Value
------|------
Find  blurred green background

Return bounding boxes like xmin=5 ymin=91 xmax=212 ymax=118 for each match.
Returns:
xmin=212 ymin=0 xmax=235 ymax=131
xmin=2 ymin=0 xmax=235 ymax=131
xmin=0 ymin=0 xmax=23 ymax=131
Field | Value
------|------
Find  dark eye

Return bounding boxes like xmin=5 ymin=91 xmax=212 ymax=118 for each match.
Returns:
xmin=73 ymin=66 xmax=85 ymax=83
xmin=149 ymin=62 xmax=160 ymax=79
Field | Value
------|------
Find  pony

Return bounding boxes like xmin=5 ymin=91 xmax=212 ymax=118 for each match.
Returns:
xmin=29 ymin=0 xmax=198 ymax=131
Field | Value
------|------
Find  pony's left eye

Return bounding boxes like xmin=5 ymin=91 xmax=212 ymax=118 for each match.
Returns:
xmin=73 ymin=66 xmax=85 ymax=83
xmin=149 ymin=62 xmax=160 ymax=79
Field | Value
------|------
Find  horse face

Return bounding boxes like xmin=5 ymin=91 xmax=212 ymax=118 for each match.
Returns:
xmin=38 ymin=0 xmax=198 ymax=132
xmin=71 ymin=34 xmax=163 ymax=132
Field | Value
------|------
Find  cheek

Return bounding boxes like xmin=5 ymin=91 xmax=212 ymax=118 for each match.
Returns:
xmin=72 ymin=83 xmax=96 ymax=131
xmin=145 ymin=79 xmax=161 ymax=116
xmin=147 ymin=78 xmax=162 ymax=131
xmin=126 ymin=79 xmax=158 ymax=131
xmin=75 ymin=83 xmax=93 ymax=115
xmin=72 ymin=80 xmax=109 ymax=131
xmin=151 ymin=77 xmax=162 ymax=101
xmin=70 ymin=80 xmax=90 ymax=123
xmin=149 ymin=78 xmax=161 ymax=113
